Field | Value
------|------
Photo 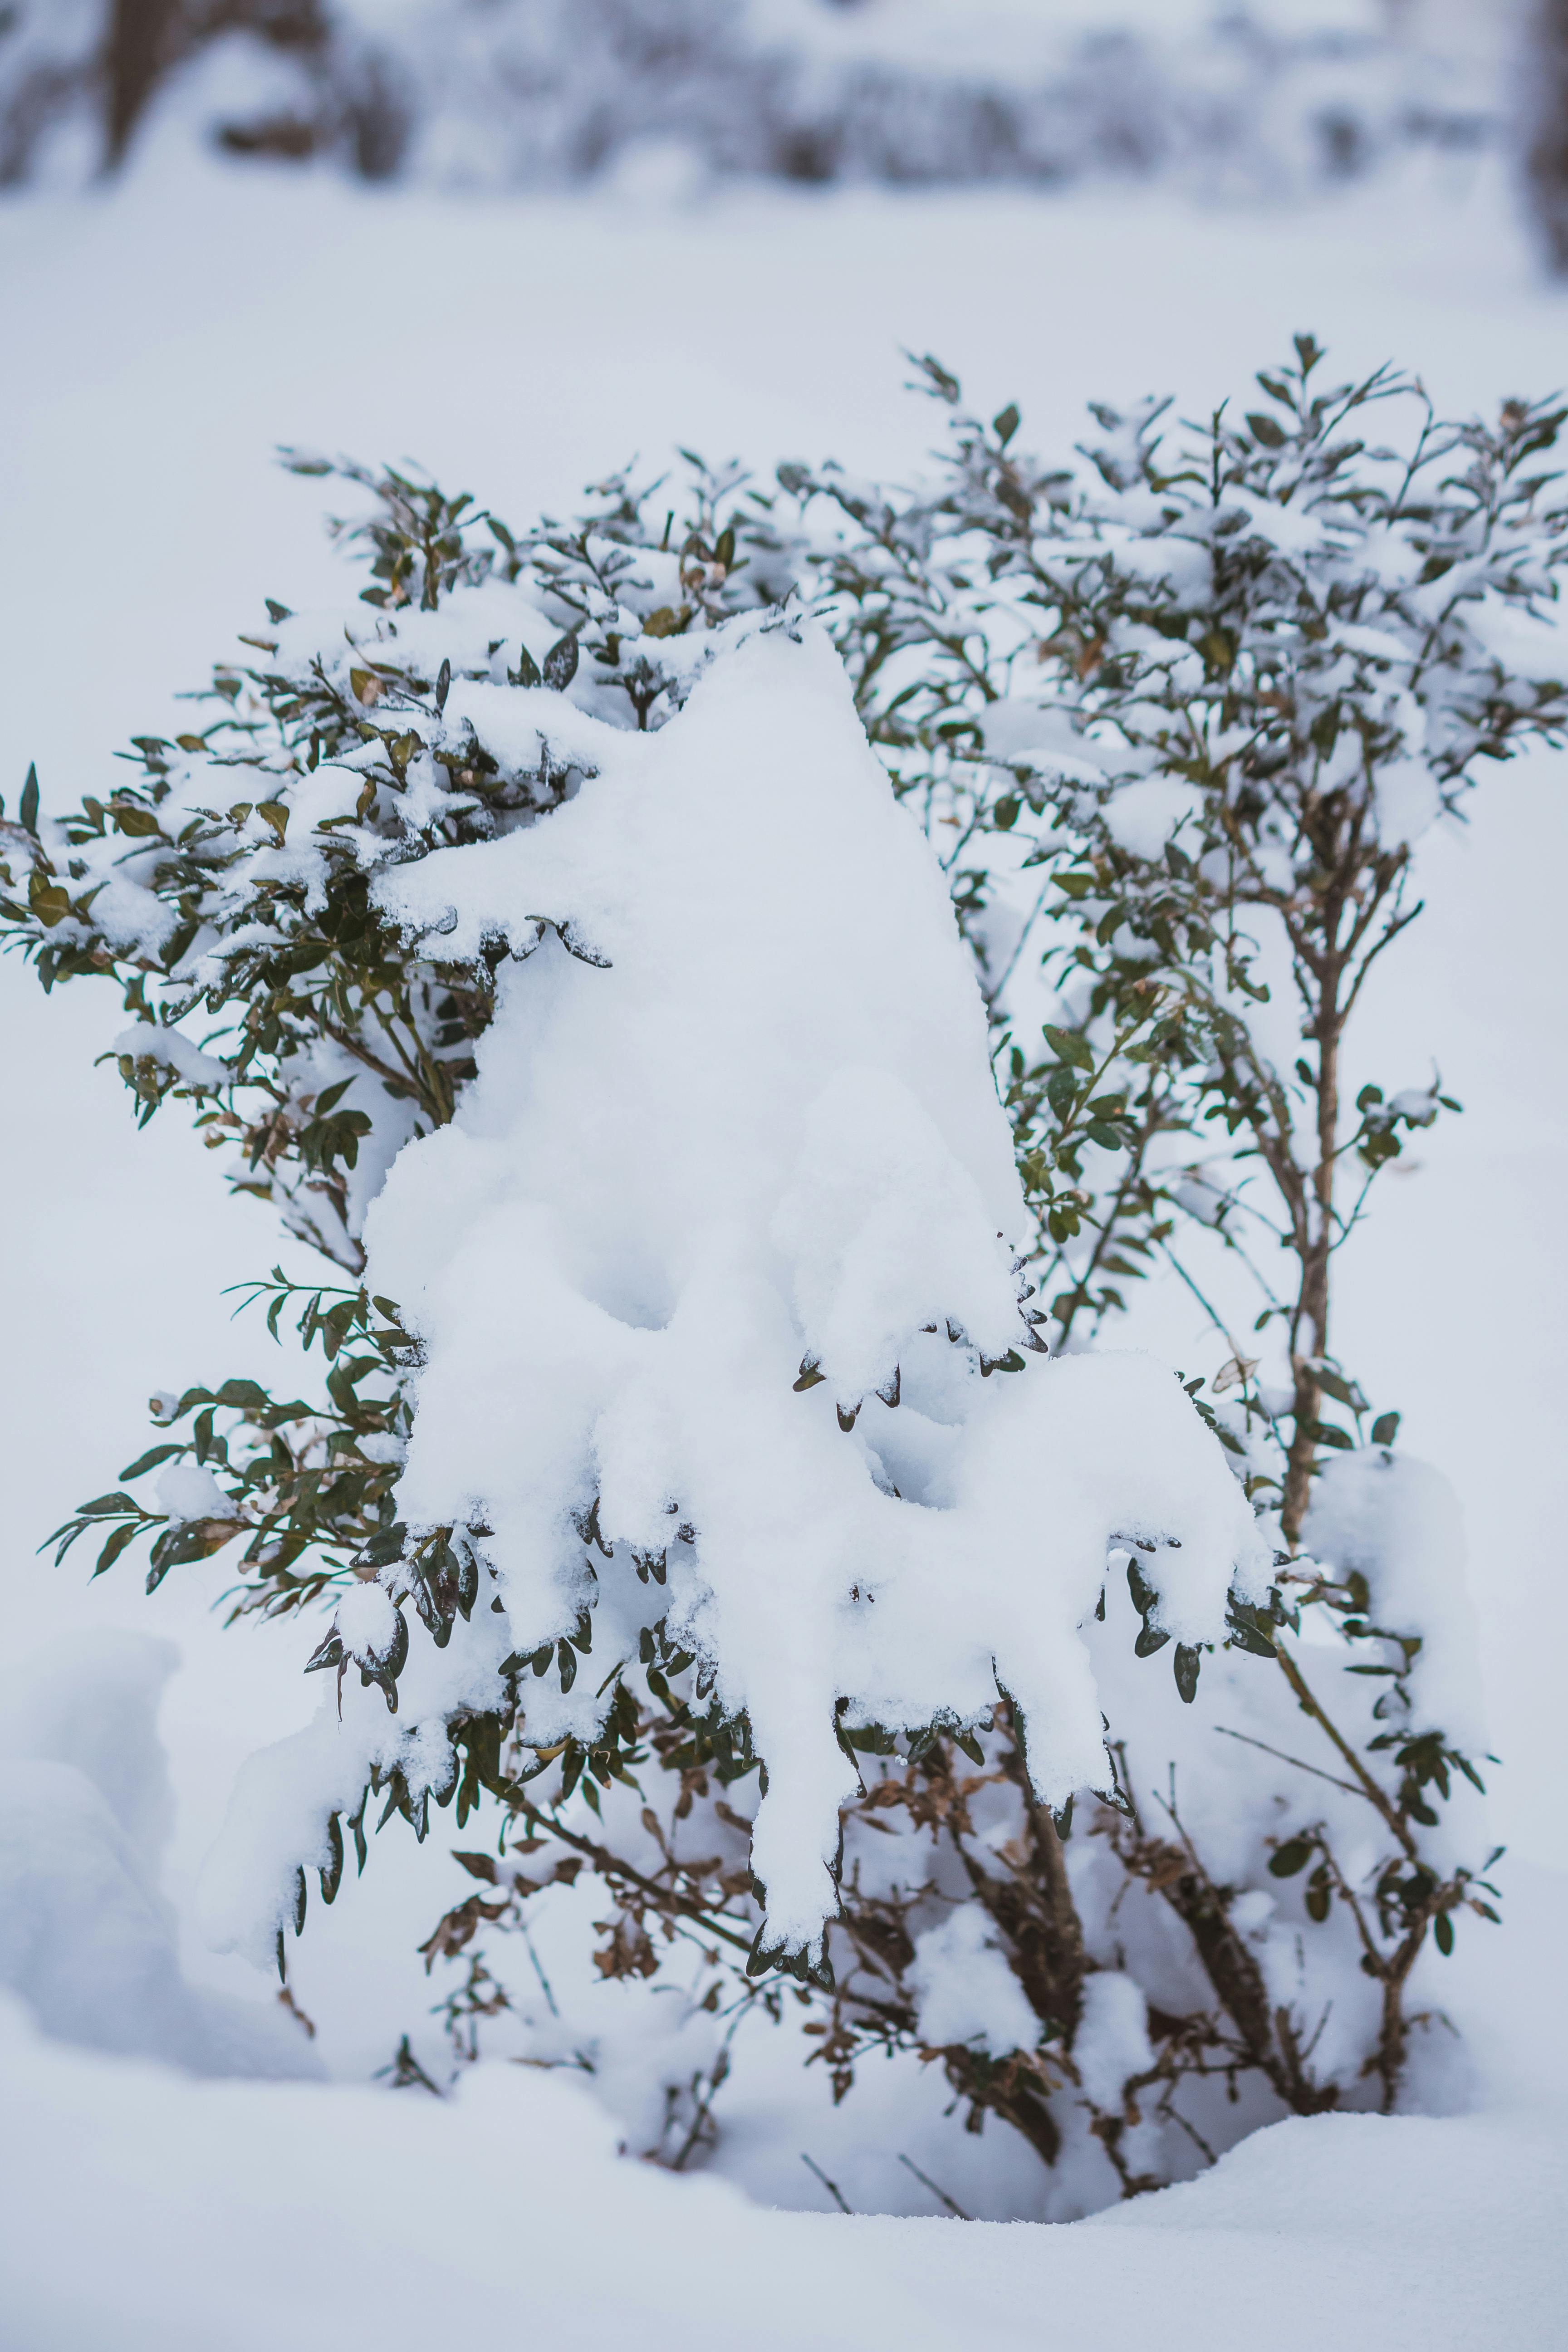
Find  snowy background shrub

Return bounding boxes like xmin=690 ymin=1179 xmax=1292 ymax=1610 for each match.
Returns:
xmin=6 ymin=333 xmax=1562 ymax=2220
xmin=0 ymin=1 xmax=1531 ymax=207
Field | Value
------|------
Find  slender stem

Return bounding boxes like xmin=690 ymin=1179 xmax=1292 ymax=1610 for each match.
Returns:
xmin=1272 ymin=1642 xmax=1417 ymax=1861
xmin=1212 ymin=1724 xmax=1362 ymax=1799
xmin=1282 ymin=920 xmax=1343 ymax=1547
xmin=513 ymin=1800 xmax=758 ymax=1957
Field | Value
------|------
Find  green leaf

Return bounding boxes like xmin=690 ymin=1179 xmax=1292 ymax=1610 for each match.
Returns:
xmin=1125 ymin=1557 xmax=1157 ymax=1617
xmin=918 ymin=353 xmax=961 ymax=402
xmin=1043 ymin=1023 xmax=1094 ymax=1071
xmin=1268 ymin=1837 xmax=1315 ymax=1878
xmin=1246 ymin=412 xmax=1287 ymax=449
xmin=992 ymin=403 xmax=1021 ymax=446
xmin=1370 ymin=1411 xmax=1401 ymax=1447
xmin=118 ymin=1443 xmax=184 ymax=1481
xmin=1173 ymin=1643 xmax=1201 ymax=1704
xmin=452 ymin=1850 xmax=499 ymax=1883
xmin=27 ymin=871 xmax=72 ymax=925
xmin=93 ymin=1520 xmax=143 ymax=1578
xmin=1433 ymin=1909 xmax=1454 ymax=1955
xmin=19 ymin=763 xmax=39 ymax=836
xmin=1045 ymin=1066 xmax=1078 ymax=1119
xmin=167 ymin=1387 xmax=216 ymax=1422
xmin=543 ymin=634 xmax=579 ymax=691
xmin=319 ymin=1812 xmax=344 ymax=1905
xmin=1227 ymin=1616 xmax=1277 ymax=1660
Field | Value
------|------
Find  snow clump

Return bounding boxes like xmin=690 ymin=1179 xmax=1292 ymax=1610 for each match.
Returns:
xmin=356 ymin=617 xmax=1269 ymax=1950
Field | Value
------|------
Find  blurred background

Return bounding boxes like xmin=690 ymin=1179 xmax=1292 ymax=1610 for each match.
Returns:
xmin=3 ymin=0 xmax=1566 ymax=2092
xmin=0 ymin=1 xmax=1561 ymax=252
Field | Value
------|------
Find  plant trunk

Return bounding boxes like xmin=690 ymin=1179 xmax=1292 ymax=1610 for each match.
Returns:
xmin=1282 ymin=958 xmax=1342 ymax=1549
xmin=1522 ymin=0 xmax=1568 ymax=274
xmin=103 ymin=0 xmax=183 ymax=168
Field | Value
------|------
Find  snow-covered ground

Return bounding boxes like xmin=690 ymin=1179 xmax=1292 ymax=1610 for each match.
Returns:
xmin=4 ymin=1983 xmax=1564 ymax=2350
xmin=2 ymin=139 xmax=1566 ymax=2341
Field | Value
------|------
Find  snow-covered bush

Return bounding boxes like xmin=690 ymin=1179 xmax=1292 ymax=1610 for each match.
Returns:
xmin=6 ymin=338 xmax=1564 ymax=2214
xmin=733 ymin=346 xmax=1562 ymax=2190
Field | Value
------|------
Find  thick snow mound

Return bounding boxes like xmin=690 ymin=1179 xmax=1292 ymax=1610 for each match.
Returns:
xmin=0 ymin=1635 xmax=318 ymax=2080
xmin=1304 ymin=1448 xmax=1485 ymax=1752
xmin=908 ymin=1900 xmax=1041 ymax=2055
xmin=358 ymin=621 xmax=1267 ymax=1947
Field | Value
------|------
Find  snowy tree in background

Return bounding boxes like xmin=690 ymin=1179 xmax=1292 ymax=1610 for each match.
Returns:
xmin=1522 ymin=0 xmax=1568 ymax=269
xmin=5 ymin=338 xmax=1565 ymax=2214
xmin=0 ymin=0 xmax=1514 ymax=195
